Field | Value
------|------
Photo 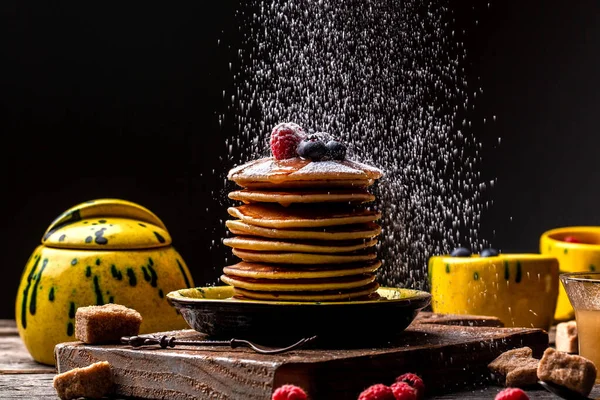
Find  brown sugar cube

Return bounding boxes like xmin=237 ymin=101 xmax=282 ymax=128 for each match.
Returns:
xmin=505 ymin=360 xmax=540 ymax=388
xmin=537 ymin=347 xmax=597 ymax=397
xmin=75 ymin=303 xmax=142 ymax=344
xmin=555 ymin=320 xmax=578 ymax=354
xmin=488 ymin=347 xmax=539 ymax=387
xmin=53 ymin=361 xmax=114 ymax=400
xmin=488 ymin=347 xmax=533 ymax=375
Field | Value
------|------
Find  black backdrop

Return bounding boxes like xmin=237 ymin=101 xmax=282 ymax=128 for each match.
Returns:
xmin=1 ymin=0 xmax=599 ymax=319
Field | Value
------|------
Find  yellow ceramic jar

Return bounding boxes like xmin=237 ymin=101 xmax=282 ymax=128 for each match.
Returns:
xmin=429 ymin=253 xmax=559 ymax=330
xmin=540 ymin=226 xmax=600 ymax=322
xmin=15 ymin=199 xmax=194 ymax=365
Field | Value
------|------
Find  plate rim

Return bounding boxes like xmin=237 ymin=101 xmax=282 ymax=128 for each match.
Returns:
xmin=167 ymin=285 xmax=432 ymax=307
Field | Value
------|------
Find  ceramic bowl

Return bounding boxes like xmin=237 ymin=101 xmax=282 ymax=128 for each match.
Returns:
xmin=541 ymin=226 xmax=600 ymax=321
xmin=15 ymin=199 xmax=194 ymax=365
xmin=167 ymin=286 xmax=431 ymax=346
xmin=429 ymin=253 xmax=559 ymax=330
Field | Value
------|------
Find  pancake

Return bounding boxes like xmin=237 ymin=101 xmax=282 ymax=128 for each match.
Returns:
xmin=227 ymin=157 xmax=383 ymax=188
xmin=241 ymin=179 xmax=374 ymax=190
xmin=223 ymin=261 xmax=382 ymax=279
xmin=222 ymin=236 xmax=378 ymax=253
xmin=227 ymin=204 xmax=381 ymax=228
xmin=220 ymin=273 xmax=376 ymax=292
xmin=232 ymin=248 xmax=377 ymax=264
xmin=233 ymin=282 xmax=380 ymax=301
xmin=225 ymin=220 xmax=382 ymax=241
xmin=228 ymin=189 xmax=375 ymax=206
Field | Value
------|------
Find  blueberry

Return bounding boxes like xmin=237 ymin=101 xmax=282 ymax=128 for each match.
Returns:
xmin=450 ymin=247 xmax=472 ymax=257
xmin=480 ymin=248 xmax=499 ymax=257
xmin=326 ymin=140 xmax=347 ymax=160
xmin=297 ymin=138 xmax=328 ymax=161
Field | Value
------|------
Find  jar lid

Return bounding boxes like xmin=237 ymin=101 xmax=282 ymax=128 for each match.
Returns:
xmin=42 ymin=199 xmax=172 ymax=249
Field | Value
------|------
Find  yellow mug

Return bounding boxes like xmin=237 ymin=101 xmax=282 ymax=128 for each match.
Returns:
xmin=429 ymin=253 xmax=559 ymax=330
xmin=540 ymin=226 xmax=600 ymax=322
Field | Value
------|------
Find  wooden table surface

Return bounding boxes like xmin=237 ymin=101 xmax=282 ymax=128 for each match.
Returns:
xmin=2 ymin=319 xmax=599 ymax=400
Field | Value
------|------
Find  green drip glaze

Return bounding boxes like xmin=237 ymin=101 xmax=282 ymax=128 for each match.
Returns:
xmin=109 ymin=296 xmax=114 ymax=303
xmin=153 ymin=232 xmax=166 ymax=243
xmin=71 ymin=258 xmax=78 ymax=266
xmin=127 ymin=269 xmax=137 ymax=287
xmin=591 ymin=265 xmax=597 ymax=272
xmin=445 ymin=264 xmax=450 ymax=273
xmin=48 ymin=287 xmax=55 ymax=302
xmin=564 ymin=249 xmax=568 ymax=255
xmin=111 ymin=265 xmax=123 ymax=280
xmin=147 ymin=264 xmax=158 ymax=288
xmin=158 ymin=289 xmax=164 ymax=298
xmin=504 ymin=261 xmax=510 ymax=280
xmin=93 ymin=276 xmax=104 ymax=305
xmin=66 ymin=322 xmax=74 ymax=337
xmin=29 ymin=259 xmax=48 ymax=316
xmin=96 ymin=258 xmax=101 ymax=266
xmin=176 ymin=259 xmax=191 ymax=288
xmin=142 ymin=266 xmax=151 ymax=282
xmin=473 ymin=272 xmax=479 ymax=281
xmin=21 ymin=255 xmax=41 ymax=329
xmin=43 ymin=210 xmax=81 ymax=241
xmin=68 ymin=302 xmax=76 ymax=319
xmin=85 ymin=266 xmax=92 ymax=278
xmin=515 ymin=262 xmax=523 ymax=283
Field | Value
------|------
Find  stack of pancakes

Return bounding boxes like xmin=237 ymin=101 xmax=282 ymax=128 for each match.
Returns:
xmin=222 ymin=157 xmax=384 ymax=301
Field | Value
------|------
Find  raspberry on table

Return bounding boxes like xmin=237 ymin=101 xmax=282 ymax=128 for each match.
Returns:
xmin=494 ymin=388 xmax=530 ymax=400
xmin=390 ymin=382 xmax=417 ymax=400
xmin=395 ymin=373 xmax=424 ymax=400
xmin=358 ymin=383 xmax=396 ymax=400
xmin=270 ymin=122 xmax=305 ymax=160
xmin=272 ymin=384 xmax=308 ymax=400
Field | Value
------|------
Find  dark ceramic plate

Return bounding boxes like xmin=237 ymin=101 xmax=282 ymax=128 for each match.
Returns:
xmin=167 ymin=286 xmax=431 ymax=346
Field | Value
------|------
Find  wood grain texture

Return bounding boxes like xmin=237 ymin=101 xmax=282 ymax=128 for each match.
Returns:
xmin=0 ymin=319 xmax=18 ymax=337
xmin=0 ymin=336 xmax=55 ymax=374
xmin=55 ymin=324 xmax=549 ymax=400
xmin=415 ymin=312 xmax=504 ymax=327
xmin=0 ymin=374 xmax=58 ymax=399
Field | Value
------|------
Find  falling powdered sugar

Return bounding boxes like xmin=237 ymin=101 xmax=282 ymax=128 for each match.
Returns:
xmin=217 ymin=0 xmax=493 ymax=290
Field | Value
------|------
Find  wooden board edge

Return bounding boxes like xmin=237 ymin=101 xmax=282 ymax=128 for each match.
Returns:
xmin=271 ymin=329 xmax=548 ymax=399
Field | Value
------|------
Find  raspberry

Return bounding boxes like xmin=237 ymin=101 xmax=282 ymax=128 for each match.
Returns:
xmin=563 ymin=236 xmax=582 ymax=243
xmin=270 ymin=122 xmax=305 ymax=160
xmin=390 ymin=382 xmax=417 ymax=400
xmin=272 ymin=384 xmax=308 ymax=400
xmin=494 ymin=388 xmax=530 ymax=400
xmin=395 ymin=373 xmax=424 ymax=400
xmin=358 ymin=384 xmax=396 ymax=400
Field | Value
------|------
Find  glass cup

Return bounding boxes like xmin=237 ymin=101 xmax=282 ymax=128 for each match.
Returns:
xmin=560 ymin=272 xmax=600 ymax=382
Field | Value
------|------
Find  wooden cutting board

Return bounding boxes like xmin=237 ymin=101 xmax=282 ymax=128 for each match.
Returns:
xmin=54 ymin=313 xmax=548 ymax=400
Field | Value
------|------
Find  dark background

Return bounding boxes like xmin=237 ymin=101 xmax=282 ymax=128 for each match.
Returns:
xmin=1 ymin=0 xmax=599 ymax=319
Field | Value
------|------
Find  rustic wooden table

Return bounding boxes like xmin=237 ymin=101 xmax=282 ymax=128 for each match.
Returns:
xmin=1 ymin=319 xmax=599 ymax=400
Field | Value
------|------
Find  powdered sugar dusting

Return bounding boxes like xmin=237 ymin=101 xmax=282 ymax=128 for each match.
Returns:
xmin=292 ymin=160 xmax=364 ymax=177
xmin=343 ymin=160 xmax=384 ymax=176
xmin=216 ymin=0 xmax=494 ymax=290
xmin=238 ymin=159 xmax=276 ymax=178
